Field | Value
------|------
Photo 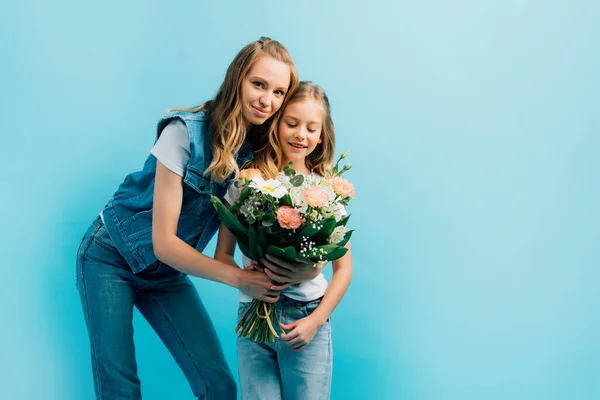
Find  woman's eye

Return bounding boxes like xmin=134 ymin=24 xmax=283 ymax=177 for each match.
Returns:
xmin=274 ymin=90 xmax=284 ymax=96
xmin=253 ymin=81 xmax=264 ymax=88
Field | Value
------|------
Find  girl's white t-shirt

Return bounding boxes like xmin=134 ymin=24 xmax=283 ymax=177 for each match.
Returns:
xmin=224 ymin=183 xmax=329 ymax=303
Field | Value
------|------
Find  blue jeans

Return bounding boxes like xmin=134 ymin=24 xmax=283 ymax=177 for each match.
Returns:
xmin=236 ymin=296 xmax=333 ymax=400
xmin=76 ymin=217 xmax=236 ymax=399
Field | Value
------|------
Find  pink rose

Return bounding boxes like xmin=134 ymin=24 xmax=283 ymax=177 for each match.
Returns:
xmin=276 ymin=206 xmax=303 ymax=230
xmin=238 ymin=168 xmax=262 ymax=181
xmin=303 ymin=186 xmax=329 ymax=208
xmin=329 ymin=177 xmax=356 ymax=199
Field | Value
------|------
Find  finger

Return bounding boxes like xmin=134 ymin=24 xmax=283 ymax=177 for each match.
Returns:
xmin=265 ymin=254 xmax=293 ymax=270
xmin=286 ymin=336 xmax=305 ymax=347
xmin=271 ymin=282 xmax=290 ymax=291
xmin=288 ymin=338 xmax=306 ymax=348
xmin=280 ymin=322 xmax=296 ymax=331
xmin=265 ymin=280 xmax=289 ymax=291
xmin=282 ymin=331 xmax=300 ymax=343
xmin=264 ymin=268 xmax=292 ymax=284
xmin=267 ymin=253 xmax=312 ymax=266
xmin=290 ymin=344 xmax=306 ymax=352
xmin=261 ymin=294 xmax=279 ymax=303
xmin=261 ymin=259 xmax=293 ymax=277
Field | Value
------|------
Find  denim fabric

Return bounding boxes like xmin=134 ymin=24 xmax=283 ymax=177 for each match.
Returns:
xmin=101 ymin=110 xmax=253 ymax=272
xmin=76 ymin=216 xmax=236 ymax=399
xmin=236 ymin=296 xmax=332 ymax=400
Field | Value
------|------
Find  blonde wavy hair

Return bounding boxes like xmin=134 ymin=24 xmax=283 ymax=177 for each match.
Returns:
xmin=170 ymin=37 xmax=298 ymax=182
xmin=251 ymin=81 xmax=336 ymax=179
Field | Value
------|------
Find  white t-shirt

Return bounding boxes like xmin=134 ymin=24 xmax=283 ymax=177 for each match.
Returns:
xmin=101 ymin=119 xmax=190 ymax=223
xmin=224 ymin=182 xmax=329 ymax=303
xmin=150 ymin=119 xmax=190 ymax=177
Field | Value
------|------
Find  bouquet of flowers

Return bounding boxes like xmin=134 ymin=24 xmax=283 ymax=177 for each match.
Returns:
xmin=211 ymin=152 xmax=356 ymax=343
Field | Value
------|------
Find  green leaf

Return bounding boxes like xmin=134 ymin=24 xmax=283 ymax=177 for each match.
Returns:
xmin=336 ymin=215 xmax=350 ymax=227
xmin=291 ymin=223 xmax=319 ymax=243
xmin=211 ymin=196 xmax=248 ymax=237
xmin=313 ymin=216 xmax=337 ymax=243
xmin=325 ymin=246 xmax=348 ymax=261
xmin=266 ymin=245 xmax=297 ymax=262
xmin=237 ymin=238 xmax=253 ymax=260
xmin=290 ymin=175 xmax=304 ymax=187
xmin=261 ymin=213 xmax=276 ymax=227
xmin=257 ymin=226 xmax=268 ymax=247
xmin=238 ymin=187 xmax=252 ymax=204
xmin=336 ymin=230 xmax=354 ymax=247
xmin=255 ymin=227 xmax=267 ymax=258
xmin=283 ymin=163 xmax=296 ymax=177
xmin=247 ymin=225 xmax=259 ymax=261
xmin=229 ymin=202 xmax=240 ymax=214
xmin=279 ymin=194 xmax=293 ymax=207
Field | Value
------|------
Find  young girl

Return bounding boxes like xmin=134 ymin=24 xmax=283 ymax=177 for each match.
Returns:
xmin=215 ymin=82 xmax=353 ymax=400
xmin=76 ymin=38 xmax=321 ymax=400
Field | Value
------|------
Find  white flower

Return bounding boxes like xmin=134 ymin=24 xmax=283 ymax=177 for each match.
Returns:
xmin=321 ymin=185 xmax=336 ymax=203
xmin=249 ymin=177 xmax=287 ymax=199
xmin=328 ymin=226 xmax=349 ymax=244
xmin=276 ymin=173 xmax=292 ymax=188
xmin=326 ymin=202 xmax=347 ymax=222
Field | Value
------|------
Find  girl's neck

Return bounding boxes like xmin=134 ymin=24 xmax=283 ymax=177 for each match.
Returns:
xmin=281 ymin=158 xmax=310 ymax=175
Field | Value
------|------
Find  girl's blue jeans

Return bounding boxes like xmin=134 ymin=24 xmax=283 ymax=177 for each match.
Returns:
xmin=236 ymin=296 xmax=333 ymax=400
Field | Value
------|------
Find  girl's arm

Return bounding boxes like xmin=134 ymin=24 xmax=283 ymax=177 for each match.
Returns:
xmin=280 ymin=242 xmax=353 ymax=351
xmin=152 ymin=161 xmax=284 ymax=302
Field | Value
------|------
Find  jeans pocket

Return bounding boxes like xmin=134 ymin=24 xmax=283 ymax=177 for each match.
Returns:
xmin=92 ymin=225 xmax=121 ymax=255
xmin=301 ymin=297 xmax=323 ymax=317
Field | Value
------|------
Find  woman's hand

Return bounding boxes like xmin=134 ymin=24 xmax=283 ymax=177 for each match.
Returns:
xmin=237 ymin=268 xmax=288 ymax=303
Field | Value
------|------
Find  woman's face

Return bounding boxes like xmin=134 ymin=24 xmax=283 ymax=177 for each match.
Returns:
xmin=240 ymin=56 xmax=291 ymax=127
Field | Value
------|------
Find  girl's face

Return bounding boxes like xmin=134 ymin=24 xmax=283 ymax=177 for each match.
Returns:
xmin=240 ymin=56 xmax=291 ymax=127
xmin=278 ymin=98 xmax=323 ymax=169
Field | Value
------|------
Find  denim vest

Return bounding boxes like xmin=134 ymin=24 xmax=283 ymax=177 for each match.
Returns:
xmin=101 ymin=110 xmax=254 ymax=273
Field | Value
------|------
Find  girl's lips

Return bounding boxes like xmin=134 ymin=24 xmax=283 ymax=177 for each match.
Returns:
xmin=288 ymin=142 xmax=307 ymax=152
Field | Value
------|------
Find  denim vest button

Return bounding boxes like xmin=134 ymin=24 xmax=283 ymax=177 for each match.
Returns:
xmin=133 ymin=260 xmax=138 ymax=266
xmin=199 ymin=185 xmax=206 ymax=191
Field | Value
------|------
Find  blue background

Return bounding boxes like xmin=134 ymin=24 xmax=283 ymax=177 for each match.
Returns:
xmin=2 ymin=1 xmax=599 ymax=399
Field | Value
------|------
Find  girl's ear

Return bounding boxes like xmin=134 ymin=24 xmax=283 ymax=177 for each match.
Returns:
xmin=318 ymin=136 xmax=323 ymax=144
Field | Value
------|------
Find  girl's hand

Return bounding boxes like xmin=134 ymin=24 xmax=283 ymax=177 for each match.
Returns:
xmin=280 ymin=316 xmax=322 ymax=351
xmin=260 ymin=254 xmax=320 ymax=284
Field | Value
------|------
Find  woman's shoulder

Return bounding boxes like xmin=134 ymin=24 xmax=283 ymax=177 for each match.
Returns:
xmin=162 ymin=107 xmax=209 ymax=123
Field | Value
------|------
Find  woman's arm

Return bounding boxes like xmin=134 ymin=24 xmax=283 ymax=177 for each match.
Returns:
xmin=280 ymin=242 xmax=353 ymax=351
xmin=152 ymin=161 xmax=285 ymax=302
